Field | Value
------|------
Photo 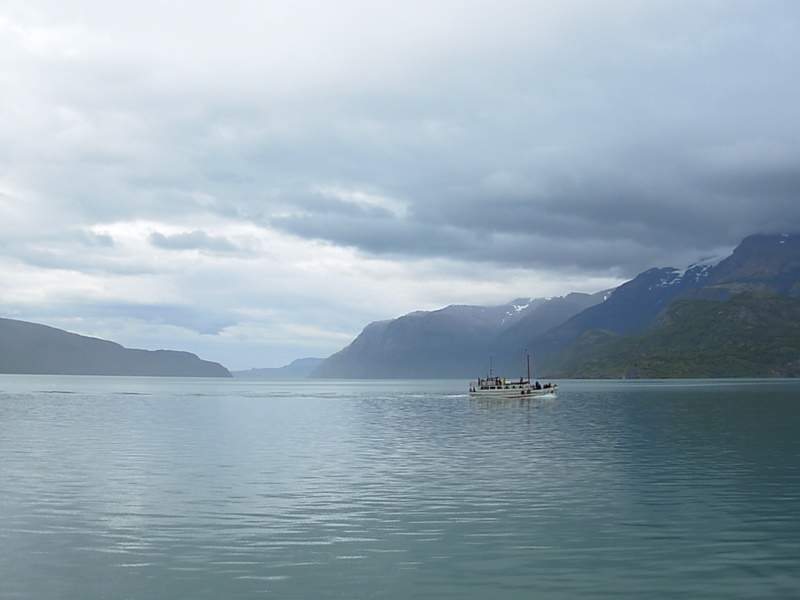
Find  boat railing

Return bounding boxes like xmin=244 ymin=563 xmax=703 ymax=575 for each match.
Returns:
xmin=470 ymin=377 xmax=533 ymax=391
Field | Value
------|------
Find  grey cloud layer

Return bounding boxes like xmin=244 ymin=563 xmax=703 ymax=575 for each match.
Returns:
xmin=250 ymin=4 xmax=800 ymax=275
xmin=7 ymin=2 xmax=799 ymax=274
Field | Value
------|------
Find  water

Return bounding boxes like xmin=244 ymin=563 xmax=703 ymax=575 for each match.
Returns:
xmin=1 ymin=376 xmax=799 ymax=599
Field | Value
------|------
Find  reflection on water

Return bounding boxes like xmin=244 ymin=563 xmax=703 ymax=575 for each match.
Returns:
xmin=1 ymin=376 xmax=798 ymax=599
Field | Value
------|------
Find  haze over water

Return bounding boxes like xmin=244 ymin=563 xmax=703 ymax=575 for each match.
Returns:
xmin=2 ymin=376 xmax=798 ymax=599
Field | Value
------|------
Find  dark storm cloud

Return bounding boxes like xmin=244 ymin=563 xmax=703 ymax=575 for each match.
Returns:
xmin=271 ymin=136 xmax=800 ymax=277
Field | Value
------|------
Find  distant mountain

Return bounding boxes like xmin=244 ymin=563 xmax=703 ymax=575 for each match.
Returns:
xmin=552 ymin=292 xmax=800 ymax=378
xmin=232 ymin=358 xmax=323 ymax=378
xmin=311 ymin=233 xmax=800 ymax=379
xmin=310 ymin=293 xmax=605 ymax=378
xmin=0 ymin=318 xmax=231 ymax=377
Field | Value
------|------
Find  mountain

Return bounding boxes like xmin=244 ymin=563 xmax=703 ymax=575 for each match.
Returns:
xmin=528 ymin=263 xmax=716 ymax=372
xmin=232 ymin=358 xmax=324 ymax=378
xmin=311 ymin=233 xmax=800 ymax=379
xmin=683 ymin=234 xmax=800 ymax=300
xmin=310 ymin=293 xmax=605 ymax=378
xmin=0 ymin=318 xmax=231 ymax=377
xmin=538 ymin=233 xmax=800 ymax=374
xmin=553 ymin=292 xmax=800 ymax=378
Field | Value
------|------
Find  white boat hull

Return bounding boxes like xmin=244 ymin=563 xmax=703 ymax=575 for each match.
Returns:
xmin=468 ymin=380 xmax=557 ymax=399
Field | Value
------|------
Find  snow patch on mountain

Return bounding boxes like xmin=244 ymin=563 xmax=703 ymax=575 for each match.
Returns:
xmin=649 ymin=262 xmax=715 ymax=291
xmin=512 ymin=300 xmax=532 ymax=313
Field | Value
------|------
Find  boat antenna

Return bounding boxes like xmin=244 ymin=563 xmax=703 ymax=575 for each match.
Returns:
xmin=489 ymin=356 xmax=494 ymax=379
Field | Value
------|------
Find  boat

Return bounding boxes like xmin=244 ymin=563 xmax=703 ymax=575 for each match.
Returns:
xmin=468 ymin=353 xmax=557 ymax=399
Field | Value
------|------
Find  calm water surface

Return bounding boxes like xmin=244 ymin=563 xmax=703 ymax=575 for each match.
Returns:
xmin=1 ymin=376 xmax=799 ymax=599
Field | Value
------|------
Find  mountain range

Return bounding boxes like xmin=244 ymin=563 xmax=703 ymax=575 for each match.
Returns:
xmin=2 ymin=233 xmax=798 ymax=379
xmin=310 ymin=234 xmax=800 ymax=379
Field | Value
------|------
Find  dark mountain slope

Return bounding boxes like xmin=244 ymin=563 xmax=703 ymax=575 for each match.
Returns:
xmin=552 ymin=292 xmax=800 ymax=378
xmin=536 ymin=234 xmax=800 ymax=374
xmin=312 ymin=309 xmax=498 ymax=378
xmin=0 ymin=318 xmax=231 ymax=377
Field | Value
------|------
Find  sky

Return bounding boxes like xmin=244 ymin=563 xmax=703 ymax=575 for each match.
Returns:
xmin=1 ymin=1 xmax=799 ymax=370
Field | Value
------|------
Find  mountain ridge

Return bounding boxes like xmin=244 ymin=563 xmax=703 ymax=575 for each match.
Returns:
xmin=0 ymin=318 xmax=231 ymax=377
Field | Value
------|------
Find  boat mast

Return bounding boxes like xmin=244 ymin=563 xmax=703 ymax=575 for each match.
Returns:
xmin=526 ymin=350 xmax=531 ymax=382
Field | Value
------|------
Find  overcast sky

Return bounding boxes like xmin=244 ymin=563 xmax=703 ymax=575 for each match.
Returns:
xmin=1 ymin=1 xmax=799 ymax=370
